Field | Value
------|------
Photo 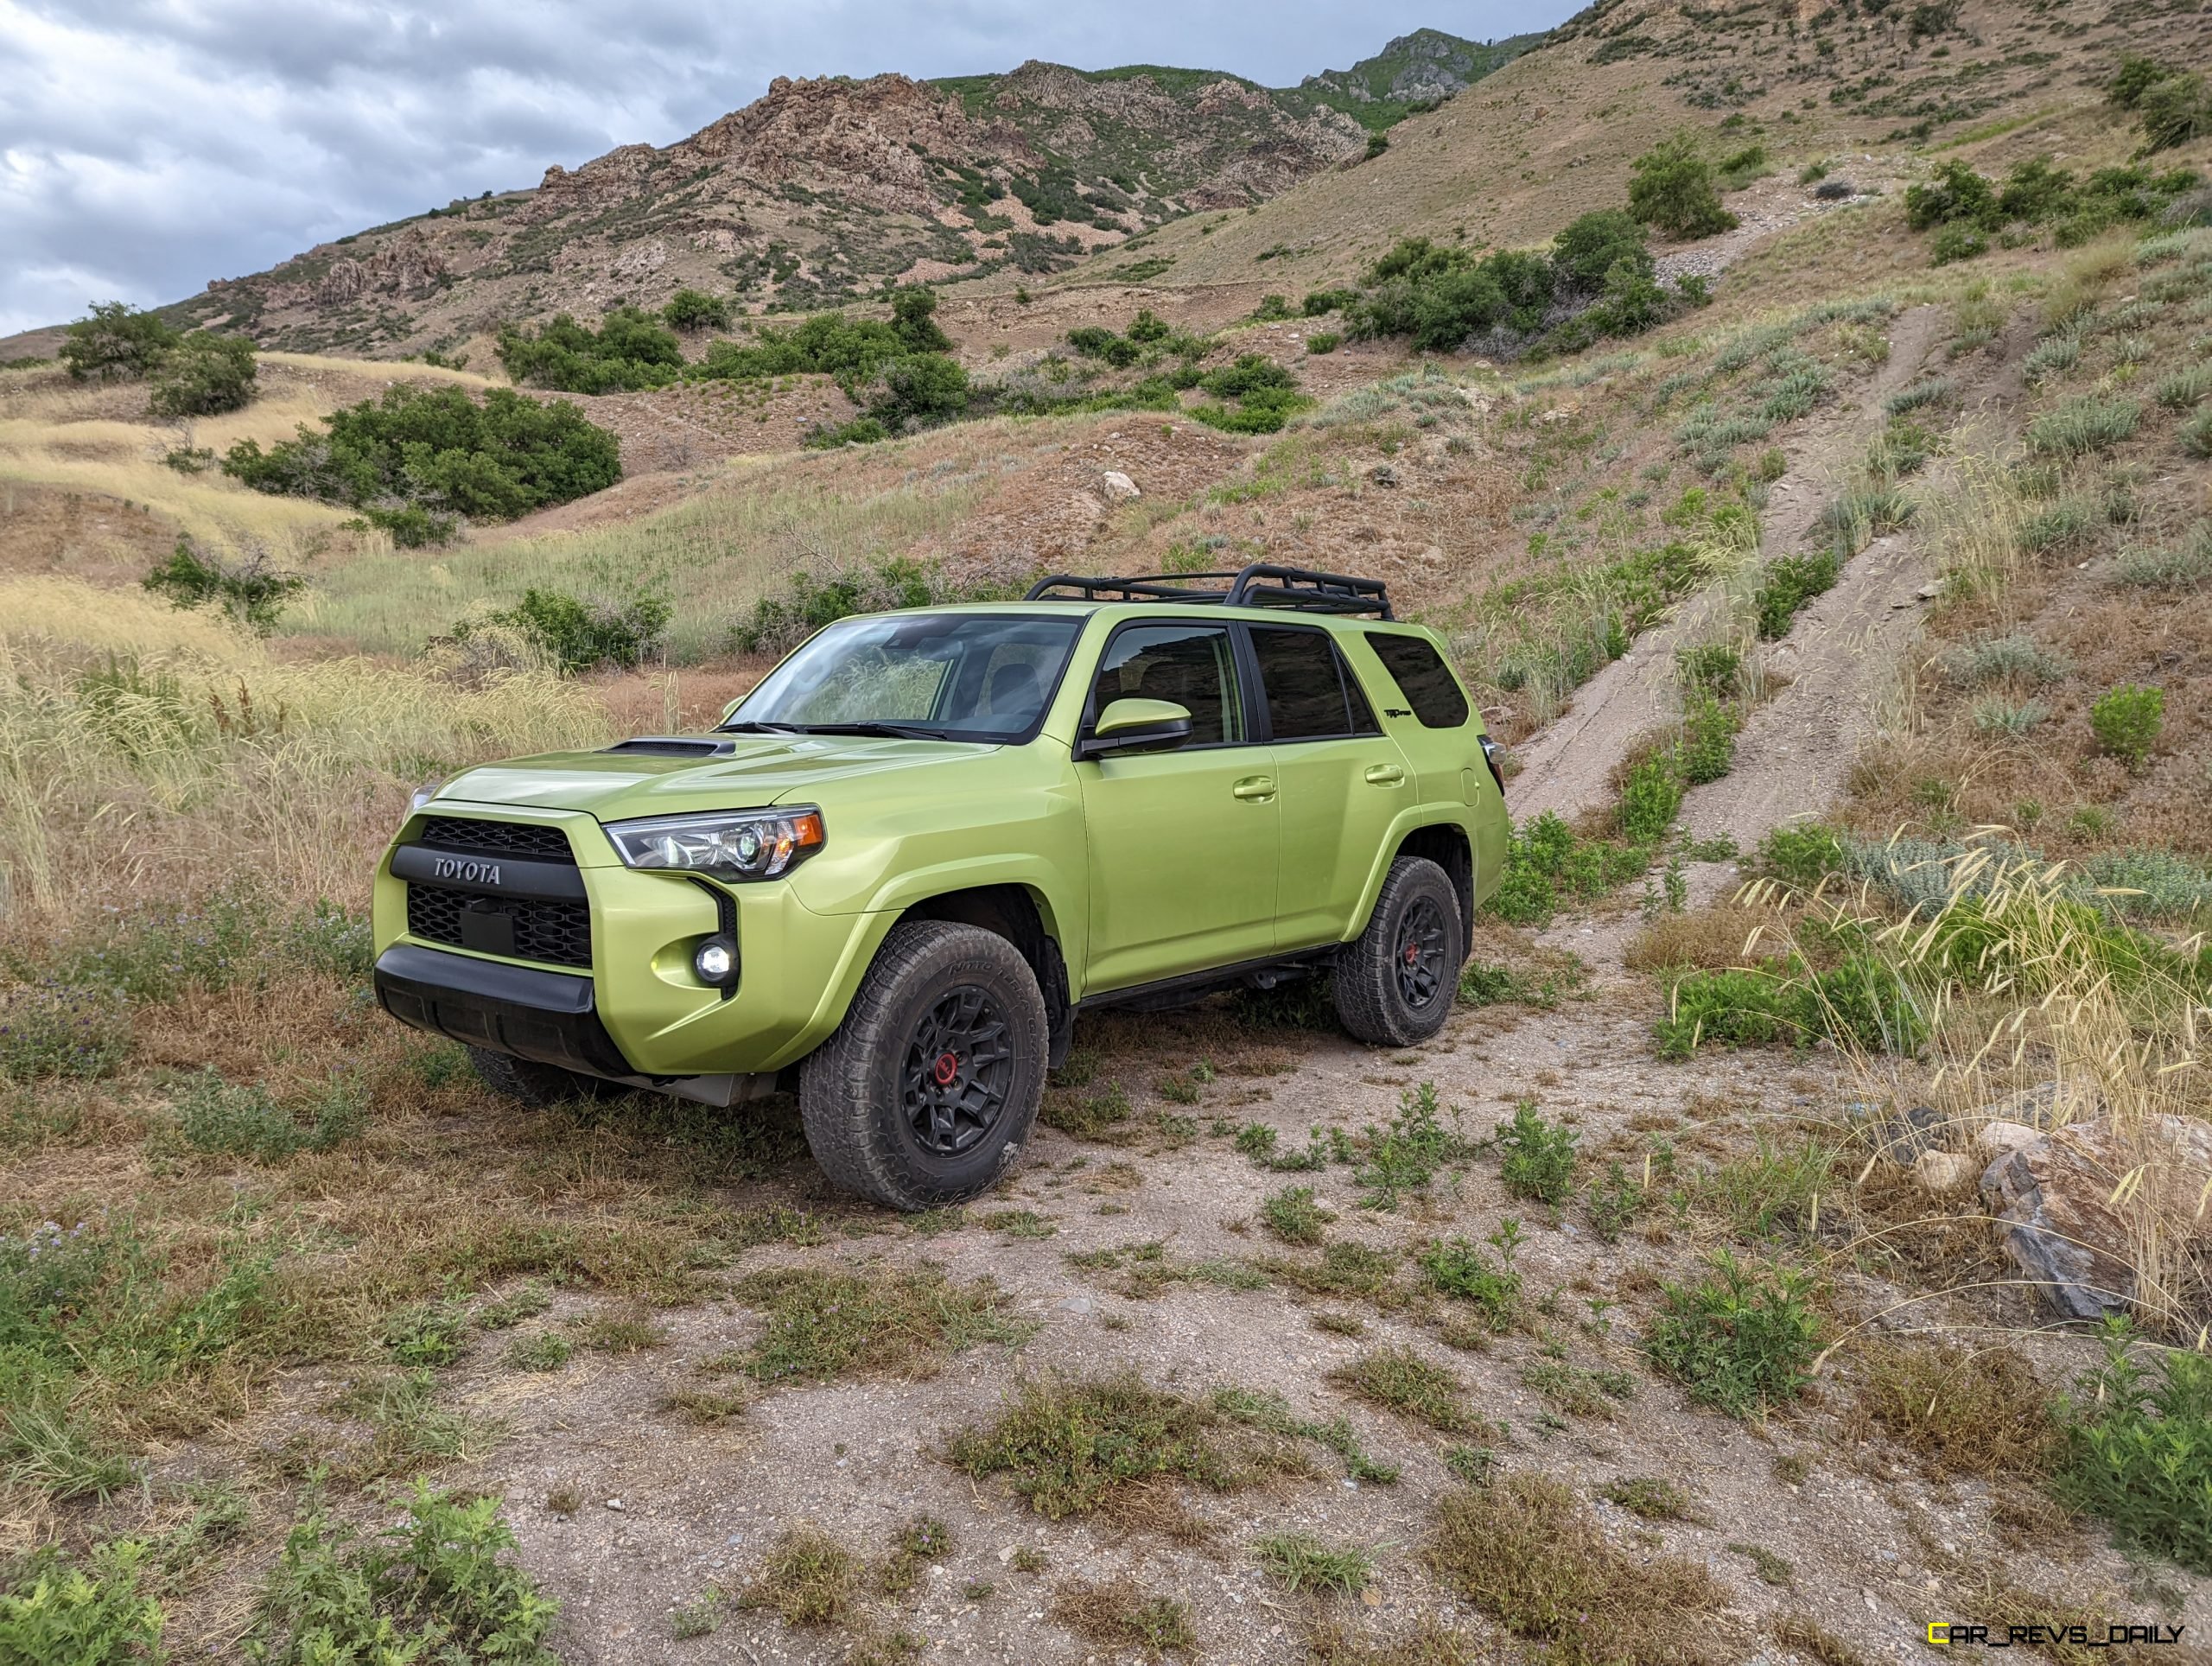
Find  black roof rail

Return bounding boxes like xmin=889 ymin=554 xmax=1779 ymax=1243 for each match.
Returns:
xmin=1023 ymin=563 xmax=1393 ymax=620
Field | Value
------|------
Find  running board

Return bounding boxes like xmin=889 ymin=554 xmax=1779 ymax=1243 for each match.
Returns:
xmin=1077 ymin=947 xmax=1338 ymax=1013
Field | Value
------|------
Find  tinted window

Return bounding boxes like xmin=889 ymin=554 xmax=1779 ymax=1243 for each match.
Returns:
xmin=1251 ymin=626 xmax=1374 ymax=741
xmin=1366 ymin=632 xmax=1471 ymax=728
xmin=1089 ymin=622 xmax=1244 ymax=745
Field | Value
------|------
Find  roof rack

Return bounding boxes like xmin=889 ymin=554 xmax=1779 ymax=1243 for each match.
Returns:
xmin=1023 ymin=563 xmax=1393 ymax=620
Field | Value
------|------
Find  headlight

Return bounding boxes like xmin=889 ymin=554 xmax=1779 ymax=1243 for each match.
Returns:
xmin=408 ymin=775 xmax=449 ymax=815
xmin=605 ymin=807 xmax=825 ymax=880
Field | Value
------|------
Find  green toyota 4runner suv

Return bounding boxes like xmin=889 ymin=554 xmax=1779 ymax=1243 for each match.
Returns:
xmin=372 ymin=565 xmax=1509 ymax=1211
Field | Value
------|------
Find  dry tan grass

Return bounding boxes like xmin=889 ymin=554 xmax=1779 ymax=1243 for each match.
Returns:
xmin=0 ymin=575 xmax=607 ymax=916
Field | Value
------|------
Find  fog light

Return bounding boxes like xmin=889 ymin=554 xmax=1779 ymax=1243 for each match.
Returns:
xmin=693 ymin=936 xmax=739 ymax=987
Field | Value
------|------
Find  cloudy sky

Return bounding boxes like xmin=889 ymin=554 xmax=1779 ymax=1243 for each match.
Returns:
xmin=0 ymin=1 xmax=1574 ymax=337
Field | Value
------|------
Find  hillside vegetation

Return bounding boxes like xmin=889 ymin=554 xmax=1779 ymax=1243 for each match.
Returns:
xmin=2 ymin=3 xmax=2211 ymax=1660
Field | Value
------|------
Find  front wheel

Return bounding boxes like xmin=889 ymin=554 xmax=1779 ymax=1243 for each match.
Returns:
xmin=1333 ymin=855 xmax=1465 ymax=1047
xmin=799 ymin=920 xmax=1047 ymax=1211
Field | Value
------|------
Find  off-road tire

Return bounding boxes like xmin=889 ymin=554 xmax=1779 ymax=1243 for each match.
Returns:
xmin=799 ymin=919 xmax=1048 ymax=1211
xmin=1332 ymin=855 xmax=1464 ymax=1047
xmin=467 ymin=1046 xmax=615 ymax=1108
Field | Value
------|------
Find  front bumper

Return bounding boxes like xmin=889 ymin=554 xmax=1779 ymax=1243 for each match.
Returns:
xmin=372 ymin=806 xmax=888 ymax=1078
xmin=374 ymin=943 xmax=630 ymax=1078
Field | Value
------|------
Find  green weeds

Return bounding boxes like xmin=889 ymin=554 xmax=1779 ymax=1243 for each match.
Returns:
xmin=1645 ymin=1252 xmax=1819 ymax=1417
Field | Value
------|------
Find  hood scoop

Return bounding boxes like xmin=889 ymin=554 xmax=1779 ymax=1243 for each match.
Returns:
xmin=602 ymin=736 xmax=739 ymax=758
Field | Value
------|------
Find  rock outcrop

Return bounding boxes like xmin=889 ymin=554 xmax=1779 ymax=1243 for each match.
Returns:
xmin=1980 ymin=1114 xmax=2212 ymax=1322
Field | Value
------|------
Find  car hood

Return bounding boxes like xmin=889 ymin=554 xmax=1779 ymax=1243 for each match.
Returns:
xmin=431 ymin=734 xmax=1001 ymax=821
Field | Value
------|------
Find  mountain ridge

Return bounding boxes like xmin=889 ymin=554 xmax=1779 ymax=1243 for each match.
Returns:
xmin=148 ymin=27 xmax=1536 ymax=359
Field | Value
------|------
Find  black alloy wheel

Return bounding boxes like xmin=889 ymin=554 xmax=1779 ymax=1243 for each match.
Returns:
xmin=1394 ymin=895 xmax=1450 ymax=1010
xmin=902 ymin=983 xmax=1014 ymax=1157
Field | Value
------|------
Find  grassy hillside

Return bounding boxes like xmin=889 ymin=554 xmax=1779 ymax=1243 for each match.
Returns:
xmin=3 ymin=12 xmax=2212 ymax=1659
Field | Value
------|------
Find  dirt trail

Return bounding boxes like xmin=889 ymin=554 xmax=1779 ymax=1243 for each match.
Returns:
xmin=1508 ymin=305 xmax=1947 ymax=830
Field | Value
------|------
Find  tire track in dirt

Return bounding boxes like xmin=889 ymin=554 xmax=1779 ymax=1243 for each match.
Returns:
xmin=1507 ymin=303 xmax=1947 ymax=829
xmin=1680 ymin=310 xmax=2040 ymax=848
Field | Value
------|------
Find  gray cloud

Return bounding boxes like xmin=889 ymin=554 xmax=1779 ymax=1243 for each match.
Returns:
xmin=0 ymin=0 xmax=1569 ymax=335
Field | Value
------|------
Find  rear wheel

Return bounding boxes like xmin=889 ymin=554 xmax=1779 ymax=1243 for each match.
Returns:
xmin=799 ymin=920 xmax=1047 ymax=1211
xmin=1332 ymin=855 xmax=1464 ymax=1047
xmin=467 ymin=1046 xmax=616 ymax=1109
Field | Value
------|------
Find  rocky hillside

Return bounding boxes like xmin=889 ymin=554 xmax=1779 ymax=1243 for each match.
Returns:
xmin=159 ymin=29 xmax=1531 ymax=359
xmin=1007 ymin=0 xmax=2212 ymax=297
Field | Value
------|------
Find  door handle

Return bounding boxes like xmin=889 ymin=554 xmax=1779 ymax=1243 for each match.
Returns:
xmin=1363 ymin=764 xmax=1406 ymax=785
xmin=1231 ymin=775 xmax=1276 ymax=802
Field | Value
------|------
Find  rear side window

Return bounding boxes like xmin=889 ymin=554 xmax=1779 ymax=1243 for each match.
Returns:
xmin=1366 ymin=632 xmax=1471 ymax=728
xmin=1250 ymin=626 xmax=1380 ymax=741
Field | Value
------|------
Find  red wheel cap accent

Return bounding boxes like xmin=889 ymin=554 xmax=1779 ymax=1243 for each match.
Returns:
xmin=933 ymin=1051 xmax=960 ymax=1086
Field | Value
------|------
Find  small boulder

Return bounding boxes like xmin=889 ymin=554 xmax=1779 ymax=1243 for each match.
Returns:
xmin=1972 ymin=1120 xmax=2040 ymax=1161
xmin=1852 ymin=1101 xmax=1948 ymax=1163
xmin=1980 ymin=1114 xmax=2212 ymax=1321
xmin=1099 ymin=470 xmax=1141 ymax=501
xmin=1971 ymin=1080 xmax=2090 ymax=1131
xmin=1913 ymin=1149 xmax=1975 ymax=1192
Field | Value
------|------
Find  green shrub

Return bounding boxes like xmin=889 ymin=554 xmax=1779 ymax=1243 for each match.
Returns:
xmin=661 ymin=288 xmax=731 ymax=332
xmin=1947 ymin=633 xmax=2069 ymax=684
xmin=2026 ymin=396 xmax=2141 ymax=458
xmin=1617 ymin=749 xmax=1684 ymax=843
xmin=1656 ymin=957 xmax=1924 ymax=1059
xmin=476 ymin=586 xmax=671 ymax=673
xmin=1306 ymin=331 xmax=1341 ymax=354
xmin=222 ymin=385 xmax=621 ymax=538
xmin=245 ymin=1484 xmax=559 ymax=1663
xmin=1677 ymin=695 xmax=1739 ymax=785
xmin=496 ymin=306 xmax=683 ymax=392
xmin=1629 ymin=136 xmax=1739 ymax=239
xmin=729 ymin=556 xmax=969 ymax=656
xmin=1758 ymin=823 xmax=1845 ymax=887
xmin=1715 ymin=143 xmax=1771 ymax=191
xmin=60 ymin=302 xmax=179 ymax=383
xmin=147 ymin=332 xmax=257 ymax=417
xmin=2113 ymin=525 xmax=2212 ymax=588
xmin=0 ymin=1538 xmax=163 ymax=1663
xmin=0 ymin=983 xmax=130 ymax=1083
xmin=1300 ymin=289 xmax=1359 ymax=317
xmin=1552 ymin=210 xmax=1653 ymax=295
xmin=2090 ymin=683 xmax=2164 ymax=770
xmin=1929 ymin=223 xmax=1988 ymax=266
xmin=1496 ymin=1103 xmax=1578 ymax=1204
xmin=1485 ymin=812 xmax=1650 ymax=926
xmin=1645 ymin=1251 xmax=1818 ymax=1417
xmin=1656 ymin=967 xmax=1798 ymax=1059
xmin=1675 ymin=642 xmax=1742 ymax=696
xmin=1905 ymin=161 xmax=1999 ymax=232
xmin=1418 ymin=1223 xmax=1522 ymax=1331
xmin=2024 ymin=333 xmax=2082 ymax=384
xmin=1127 ymin=308 xmax=1172 ymax=341
xmin=2180 ymin=410 xmax=2212 ymax=461
xmin=1753 ymin=549 xmax=1840 ymax=639
xmin=1066 ymin=326 xmax=1139 ymax=366
xmin=1188 ymin=354 xmax=1311 ymax=432
xmin=143 ymin=539 xmax=302 ymax=632
xmin=871 ymin=351 xmax=969 ymax=429
xmin=2056 ymin=1324 xmax=2212 ymax=1574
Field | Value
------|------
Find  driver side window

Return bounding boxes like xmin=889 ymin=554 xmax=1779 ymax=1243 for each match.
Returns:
xmin=1087 ymin=622 xmax=1245 ymax=746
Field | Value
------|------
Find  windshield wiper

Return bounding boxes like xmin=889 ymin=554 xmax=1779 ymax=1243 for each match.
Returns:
xmin=793 ymin=722 xmax=944 ymax=741
xmin=717 ymin=721 xmax=804 ymax=734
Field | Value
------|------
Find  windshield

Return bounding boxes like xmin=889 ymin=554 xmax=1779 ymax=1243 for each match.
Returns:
xmin=727 ymin=613 xmax=1084 ymax=741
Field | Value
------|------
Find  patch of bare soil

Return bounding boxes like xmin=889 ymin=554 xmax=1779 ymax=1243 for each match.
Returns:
xmin=0 ymin=482 xmax=177 ymax=583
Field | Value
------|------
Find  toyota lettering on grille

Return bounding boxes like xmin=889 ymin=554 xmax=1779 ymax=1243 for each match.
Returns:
xmin=433 ymin=857 xmax=502 ymax=886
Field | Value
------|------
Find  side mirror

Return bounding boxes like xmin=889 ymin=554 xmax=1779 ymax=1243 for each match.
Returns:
xmin=1078 ymin=697 xmax=1192 ymax=760
xmin=720 ymin=696 xmax=746 ymax=724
